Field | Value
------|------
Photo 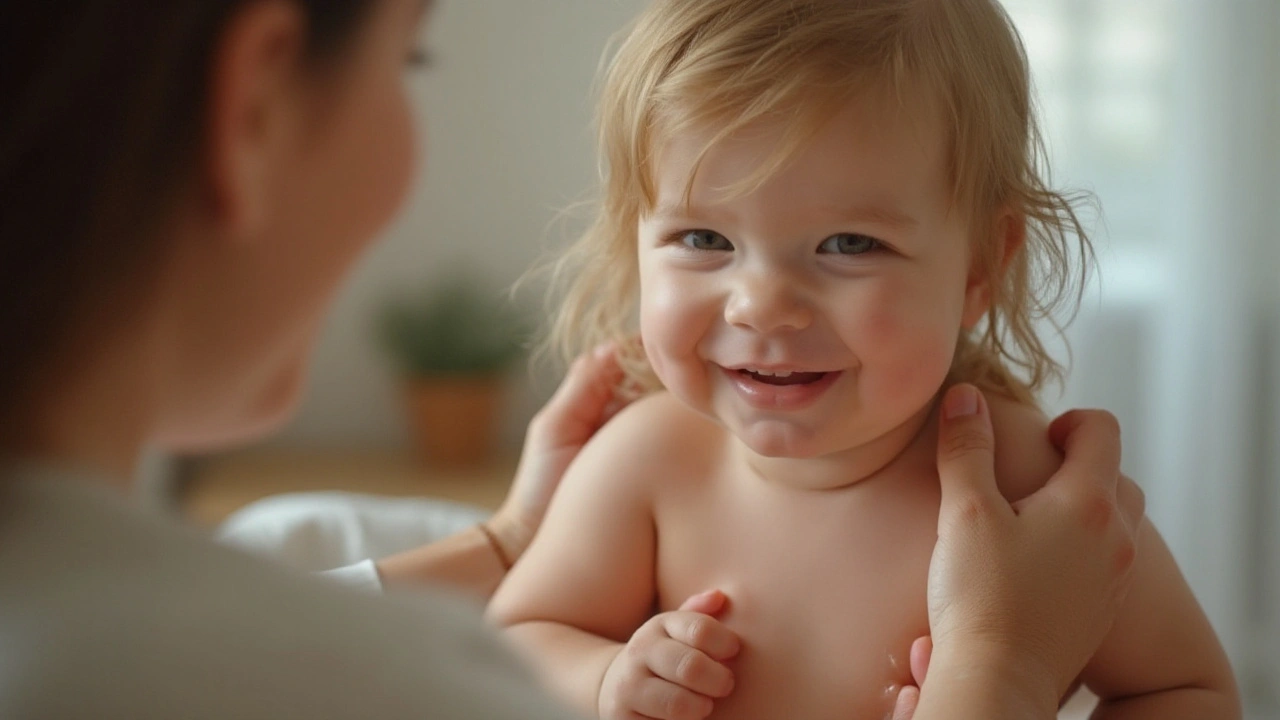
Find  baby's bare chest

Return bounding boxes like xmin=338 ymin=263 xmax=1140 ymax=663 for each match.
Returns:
xmin=654 ymin=472 xmax=942 ymax=720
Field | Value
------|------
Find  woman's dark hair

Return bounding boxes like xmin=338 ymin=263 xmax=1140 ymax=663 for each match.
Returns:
xmin=0 ymin=2 xmax=373 ymax=443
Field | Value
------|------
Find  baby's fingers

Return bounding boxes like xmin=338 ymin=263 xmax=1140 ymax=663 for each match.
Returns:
xmin=909 ymin=636 xmax=932 ymax=685
xmin=677 ymin=589 xmax=728 ymax=616
xmin=631 ymin=676 xmax=715 ymax=720
xmin=663 ymin=611 xmax=741 ymax=661
xmin=891 ymin=685 xmax=920 ymax=720
xmin=647 ymin=638 xmax=735 ymax=698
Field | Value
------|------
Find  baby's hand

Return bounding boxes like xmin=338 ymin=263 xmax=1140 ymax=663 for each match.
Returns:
xmin=889 ymin=637 xmax=932 ymax=720
xmin=598 ymin=589 xmax=740 ymax=720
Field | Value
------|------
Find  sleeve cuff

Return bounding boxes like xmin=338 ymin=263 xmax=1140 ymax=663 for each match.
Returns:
xmin=319 ymin=558 xmax=384 ymax=594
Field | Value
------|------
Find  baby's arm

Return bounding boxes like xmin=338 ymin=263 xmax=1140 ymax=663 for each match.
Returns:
xmin=488 ymin=395 xmax=738 ymax=718
xmin=1078 ymin=521 xmax=1240 ymax=718
xmin=987 ymin=397 xmax=1240 ymax=719
xmin=487 ymin=402 xmax=657 ymax=711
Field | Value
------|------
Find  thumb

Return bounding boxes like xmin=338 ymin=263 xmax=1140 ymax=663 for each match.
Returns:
xmin=935 ymin=384 xmax=1007 ymax=527
xmin=678 ymin=589 xmax=728 ymax=616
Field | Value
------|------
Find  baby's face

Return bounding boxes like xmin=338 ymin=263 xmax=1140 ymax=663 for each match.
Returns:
xmin=637 ymin=94 xmax=991 ymax=459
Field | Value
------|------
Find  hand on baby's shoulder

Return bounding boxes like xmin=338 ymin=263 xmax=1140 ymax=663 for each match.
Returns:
xmin=982 ymin=392 xmax=1061 ymax=503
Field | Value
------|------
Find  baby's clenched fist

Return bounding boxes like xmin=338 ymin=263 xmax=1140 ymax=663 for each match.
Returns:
xmin=598 ymin=590 xmax=740 ymax=720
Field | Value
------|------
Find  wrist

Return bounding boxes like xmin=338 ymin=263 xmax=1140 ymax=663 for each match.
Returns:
xmin=484 ymin=509 xmax=536 ymax=566
xmin=922 ymin=643 xmax=1059 ymax=719
xmin=595 ymin=644 xmax=628 ymax=717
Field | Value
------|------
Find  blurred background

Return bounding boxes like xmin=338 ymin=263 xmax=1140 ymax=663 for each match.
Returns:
xmin=160 ymin=1 xmax=1278 ymax=716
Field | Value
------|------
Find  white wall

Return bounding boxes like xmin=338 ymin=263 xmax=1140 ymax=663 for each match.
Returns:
xmin=274 ymin=0 xmax=645 ymax=449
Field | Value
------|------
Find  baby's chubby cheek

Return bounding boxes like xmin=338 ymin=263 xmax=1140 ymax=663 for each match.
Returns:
xmin=639 ymin=282 xmax=713 ymax=399
xmin=853 ymin=298 xmax=959 ymax=403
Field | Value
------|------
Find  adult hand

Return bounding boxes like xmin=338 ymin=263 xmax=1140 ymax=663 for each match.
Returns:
xmin=487 ymin=343 xmax=628 ymax=563
xmin=910 ymin=384 xmax=1145 ymax=717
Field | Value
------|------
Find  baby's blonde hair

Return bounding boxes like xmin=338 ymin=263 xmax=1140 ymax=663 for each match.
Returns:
xmin=545 ymin=0 xmax=1093 ymax=404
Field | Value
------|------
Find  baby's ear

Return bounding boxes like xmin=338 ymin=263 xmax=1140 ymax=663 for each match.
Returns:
xmin=994 ymin=209 xmax=1027 ymax=272
xmin=961 ymin=210 xmax=1025 ymax=329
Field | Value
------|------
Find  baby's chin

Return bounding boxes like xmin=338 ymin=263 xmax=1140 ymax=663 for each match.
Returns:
xmin=725 ymin=409 xmax=924 ymax=464
xmin=669 ymin=378 xmax=891 ymax=459
xmin=728 ymin=418 xmax=833 ymax=459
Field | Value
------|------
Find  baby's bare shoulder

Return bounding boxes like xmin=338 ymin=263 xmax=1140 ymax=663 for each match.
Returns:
xmin=573 ymin=391 xmax=726 ymax=484
xmin=604 ymin=391 xmax=722 ymax=447
xmin=986 ymin=392 xmax=1063 ymax=503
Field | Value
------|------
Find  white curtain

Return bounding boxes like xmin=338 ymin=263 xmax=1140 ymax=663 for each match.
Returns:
xmin=1005 ymin=1 xmax=1280 ymax=716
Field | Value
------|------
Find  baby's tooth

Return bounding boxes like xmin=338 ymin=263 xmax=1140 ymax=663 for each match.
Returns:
xmin=750 ymin=369 xmax=794 ymax=378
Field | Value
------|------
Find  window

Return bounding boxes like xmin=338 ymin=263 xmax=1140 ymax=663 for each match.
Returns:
xmin=1004 ymin=0 xmax=1175 ymax=258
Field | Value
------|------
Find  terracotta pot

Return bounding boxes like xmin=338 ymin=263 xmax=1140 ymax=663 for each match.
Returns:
xmin=402 ymin=375 xmax=504 ymax=467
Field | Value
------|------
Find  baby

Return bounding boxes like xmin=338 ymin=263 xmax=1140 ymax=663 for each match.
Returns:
xmin=489 ymin=1 xmax=1239 ymax=719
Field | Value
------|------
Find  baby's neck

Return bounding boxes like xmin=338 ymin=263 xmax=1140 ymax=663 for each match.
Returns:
xmin=733 ymin=399 xmax=940 ymax=492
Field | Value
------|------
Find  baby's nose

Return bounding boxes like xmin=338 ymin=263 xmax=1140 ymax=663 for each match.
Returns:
xmin=723 ymin=273 xmax=813 ymax=333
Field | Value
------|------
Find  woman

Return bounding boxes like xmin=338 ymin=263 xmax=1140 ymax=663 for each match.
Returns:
xmin=0 ymin=1 xmax=1143 ymax=719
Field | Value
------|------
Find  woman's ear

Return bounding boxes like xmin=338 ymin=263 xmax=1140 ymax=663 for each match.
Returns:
xmin=961 ymin=210 xmax=1026 ymax=329
xmin=203 ymin=0 xmax=306 ymax=239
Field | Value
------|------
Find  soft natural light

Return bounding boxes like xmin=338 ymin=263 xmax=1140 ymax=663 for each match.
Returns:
xmin=1004 ymin=4 xmax=1279 ymax=716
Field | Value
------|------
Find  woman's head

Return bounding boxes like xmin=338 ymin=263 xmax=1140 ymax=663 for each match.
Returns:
xmin=0 ymin=0 xmax=428 ymax=455
xmin=549 ymin=0 xmax=1092 ymax=408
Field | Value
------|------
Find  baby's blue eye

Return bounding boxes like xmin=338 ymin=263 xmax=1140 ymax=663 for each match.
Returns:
xmin=817 ymin=233 xmax=881 ymax=255
xmin=681 ymin=230 xmax=733 ymax=251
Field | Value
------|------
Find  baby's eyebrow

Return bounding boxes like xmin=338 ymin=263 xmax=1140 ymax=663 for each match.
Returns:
xmin=815 ymin=202 xmax=920 ymax=231
xmin=647 ymin=201 xmax=920 ymax=231
xmin=648 ymin=203 xmax=687 ymax=218
xmin=646 ymin=202 xmax=718 ymax=223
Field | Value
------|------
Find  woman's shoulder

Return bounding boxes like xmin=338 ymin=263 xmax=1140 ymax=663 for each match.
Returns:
xmin=0 ymin=473 xmax=571 ymax=720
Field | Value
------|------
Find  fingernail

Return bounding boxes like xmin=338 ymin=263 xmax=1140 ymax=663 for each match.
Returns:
xmin=943 ymin=385 xmax=978 ymax=419
xmin=593 ymin=342 xmax=612 ymax=360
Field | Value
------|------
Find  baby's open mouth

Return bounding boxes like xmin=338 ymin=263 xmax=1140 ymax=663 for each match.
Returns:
xmin=738 ymin=369 xmax=830 ymax=386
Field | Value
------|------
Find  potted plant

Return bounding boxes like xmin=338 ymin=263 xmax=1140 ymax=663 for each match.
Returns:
xmin=377 ymin=278 xmax=527 ymax=467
